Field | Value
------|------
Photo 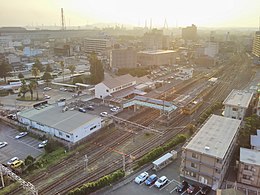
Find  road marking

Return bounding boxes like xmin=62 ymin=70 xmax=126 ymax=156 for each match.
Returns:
xmin=181 ymin=191 xmax=187 ymax=195
xmin=140 ymin=182 xmax=145 ymax=186
xmin=159 ymin=180 xmax=172 ymax=191
xmin=8 ymin=136 xmax=42 ymax=152
xmin=149 ymin=184 xmax=155 ymax=188
xmin=170 ymin=187 xmax=178 ymax=193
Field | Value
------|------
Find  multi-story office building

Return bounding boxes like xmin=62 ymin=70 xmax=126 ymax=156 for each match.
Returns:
xmin=180 ymin=115 xmax=241 ymax=190
xmin=84 ymin=38 xmax=111 ymax=53
xmin=110 ymin=47 xmax=137 ymax=69
xmin=143 ymin=29 xmax=169 ymax=50
xmin=137 ymin=50 xmax=176 ymax=67
xmin=237 ymin=148 xmax=260 ymax=187
xmin=223 ymin=90 xmax=254 ymax=120
xmin=182 ymin=24 xmax=197 ymax=41
xmin=252 ymin=31 xmax=260 ymax=65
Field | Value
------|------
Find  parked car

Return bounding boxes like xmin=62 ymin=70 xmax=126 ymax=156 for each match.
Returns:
xmin=86 ymin=105 xmax=94 ymax=111
xmin=38 ymin=140 xmax=48 ymax=148
xmin=134 ymin=172 xmax=149 ymax=184
xmin=0 ymin=142 xmax=8 ymax=148
xmin=43 ymin=87 xmax=52 ymax=91
xmin=78 ymin=108 xmax=86 ymax=113
xmin=100 ymin=112 xmax=108 ymax=117
xmin=154 ymin=176 xmax=168 ymax=188
xmin=59 ymin=87 xmax=67 ymax=91
xmin=110 ymin=107 xmax=120 ymax=112
xmin=11 ymin=160 xmax=24 ymax=168
xmin=15 ymin=132 xmax=28 ymax=139
xmin=145 ymin=174 xmax=158 ymax=186
xmin=176 ymin=181 xmax=189 ymax=193
xmin=200 ymin=186 xmax=211 ymax=195
xmin=7 ymin=114 xmax=16 ymax=120
xmin=44 ymin=95 xmax=51 ymax=99
xmin=7 ymin=157 xmax=19 ymax=165
xmin=58 ymin=98 xmax=66 ymax=102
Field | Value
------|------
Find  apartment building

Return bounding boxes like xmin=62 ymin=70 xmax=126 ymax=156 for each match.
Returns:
xmin=84 ymin=38 xmax=111 ymax=53
xmin=180 ymin=115 xmax=241 ymax=190
xmin=110 ymin=47 xmax=137 ymax=69
xmin=182 ymin=24 xmax=197 ymax=41
xmin=252 ymin=31 xmax=260 ymax=65
xmin=237 ymin=148 xmax=260 ymax=187
xmin=223 ymin=89 xmax=253 ymax=120
xmin=137 ymin=50 xmax=176 ymax=67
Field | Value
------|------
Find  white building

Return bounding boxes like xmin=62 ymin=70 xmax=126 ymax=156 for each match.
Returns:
xmin=84 ymin=38 xmax=111 ymax=53
xmin=204 ymin=41 xmax=219 ymax=58
xmin=95 ymin=74 xmax=136 ymax=99
xmin=223 ymin=90 xmax=253 ymax=120
xmin=7 ymin=54 xmax=20 ymax=64
xmin=17 ymin=104 xmax=102 ymax=143
xmin=181 ymin=115 xmax=241 ymax=189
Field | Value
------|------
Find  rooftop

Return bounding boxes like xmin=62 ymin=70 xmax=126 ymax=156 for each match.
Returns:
xmin=240 ymin=147 xmax=260 ymax=166
xmin=18 ymin=104 xmax=98 ymax=134
xmin=138 ymin=50 xmax=176 ymax=55
xmin=102 ymin=74 xmax=135 ymax=89
xmin=223 ymin=89 xmax=253 ymax=108
xmin=184 ymin=115 xmax=241 ymax=159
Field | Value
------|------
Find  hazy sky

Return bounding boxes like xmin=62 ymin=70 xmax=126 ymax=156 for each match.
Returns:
xmin=0 ymin=0 xmax=259 ymax=28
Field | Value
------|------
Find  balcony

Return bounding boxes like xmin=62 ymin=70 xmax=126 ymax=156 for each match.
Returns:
xmin=242 ymin=169 xmax=253 ymax=176
xmin=241 ymin=179 xmax=252 ymax=185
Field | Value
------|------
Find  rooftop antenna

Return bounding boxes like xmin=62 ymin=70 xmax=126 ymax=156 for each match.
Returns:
xmin=61 ymin=8 xmax=66 ymax=30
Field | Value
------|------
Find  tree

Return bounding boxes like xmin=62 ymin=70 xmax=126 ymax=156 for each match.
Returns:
xmin=31 ymin=67 xmax=40 ymax=100
xmin=0 ymin=61 xmax=12 ymax=83
xmin=45 ymin=64 xmax=53 ymax=73
xmin=60 ymin=61 xmax=65 ymax=82
xmin=42 ymin=72 xmax=52 ymax=86
xmin=33 ymin=59 xmax=44 ymax=72
xmin=68 ymin=64 xmax=76 ymax=75
xmin=19 ymin=79 xmax=28 ymax=98
xmin=89 ymin=52 xmax=104 ymax=84
xmin=28 ymin=80 xmax=37 ymax=100
xmin=18 ymin=72 xmax=24 ymax=79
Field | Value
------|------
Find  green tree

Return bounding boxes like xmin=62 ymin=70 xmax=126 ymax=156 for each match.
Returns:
xmin=89 ymin=52 xmax=104 ymax=84
xmin=0 ymin=61 xmax=12 ymax=83
xmin=45 ymin=64 xmax=53 ymax=73
xmin=68 ymin=64 xmax=76 ymax=75
xmin=18 ymin=72 xmax=24 ymax=79
xmin=28 ymin=80 xmax=37 ymax=100
xmin=19 ymin=79 xmax=28 ymax=98
xmin=60 ymin=61 xmax=65 ymax=82
xmin=31 ymin=67 xmax=40 ymax=100
xmin=33 ymin=59 xmax=44 ymax=72
xmin=42 ymin=72 xmax=52 ymax=86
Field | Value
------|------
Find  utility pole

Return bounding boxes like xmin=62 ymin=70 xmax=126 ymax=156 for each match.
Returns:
xmin=122 ymin=155 xmax=126 ymax=172
xmin=84 ymin=155 xmax=88 ymax=173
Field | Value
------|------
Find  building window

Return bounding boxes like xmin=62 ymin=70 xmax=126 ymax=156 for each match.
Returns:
xmin=59 ymin=132 xmax=63 ymax=136
xmin=244 ymin=165 xmax=248 ymax=170
xmin=192 ymin=153 xmax=198 ymax=159
xmin=90 ymin=125 xmax=97 ymax=131
xmin=66 ymin=135 xmax=70 ymax=138
xmin=106 ymin=89 xmax=109 ymax=92
xmin=191 ymin=163 xmax=197 ymax=169
xmin=232 ymin=108 xmax=238 ymax=111
xmin=190 ymin=172 xmax=196 ymax=178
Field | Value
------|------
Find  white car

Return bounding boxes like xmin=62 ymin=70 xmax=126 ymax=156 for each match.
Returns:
xmin=0 ymin=142 xmax=8 ymax=148
xmin=15 ymin=132 xmax=28 ymax=139
xmin=110 ymin=107 xmax=120 ymax=112
xmin=60 ymin=87 xmax=67 ymax=91
xmin=44 ymin=95 xmax=51 ymax=99
xmin=155 ymin=176 xmax=168 ymax=188
xmin=7 ymin=157 xmax=19 ymax=165
xmin=134 ymin=172 xmax=149 ymax=184
xmin=38 ymin=140 xmax=48 ymax=148
xmin=100 ymin=112 xmax=108 ymax=117
xmin=43 ymin=87 xmax=52 ymax=91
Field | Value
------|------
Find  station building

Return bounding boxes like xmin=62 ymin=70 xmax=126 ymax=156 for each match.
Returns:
xmin=180 ymin=115 xmax=241 ymax=190
xmin=17 ymin=104 xmax=102 ymax=143
xmin=223 ymin=89 xmax=254 ymax=120
xmin=237 ymin=148 xmax=260 ymax=187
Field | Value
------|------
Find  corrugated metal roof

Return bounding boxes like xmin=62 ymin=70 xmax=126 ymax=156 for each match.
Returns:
xmin=251 ymin=135 xmax=260 ymax=147
xmin=153 ymin=153 xmax=173 ymax=166
xmin=103 ymin=74 xmax=135 ymax=89
xmin=240 ymin=147 xmax=260 ymax=166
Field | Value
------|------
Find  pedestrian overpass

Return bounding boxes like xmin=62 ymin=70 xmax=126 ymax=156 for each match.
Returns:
xmin=122 ymin=96 xmax=178 ymax=113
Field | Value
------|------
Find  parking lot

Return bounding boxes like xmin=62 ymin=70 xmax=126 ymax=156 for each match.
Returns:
xmin=0 ymin=123 xmax=43 ymax=165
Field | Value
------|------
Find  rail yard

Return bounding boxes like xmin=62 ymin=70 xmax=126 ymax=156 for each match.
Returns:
xmin=1 ymin=52 xmax=255 ymax=195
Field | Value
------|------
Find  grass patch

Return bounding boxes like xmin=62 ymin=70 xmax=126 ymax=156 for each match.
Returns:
xmin=0 ymin=182 xmax=19 ymax=194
